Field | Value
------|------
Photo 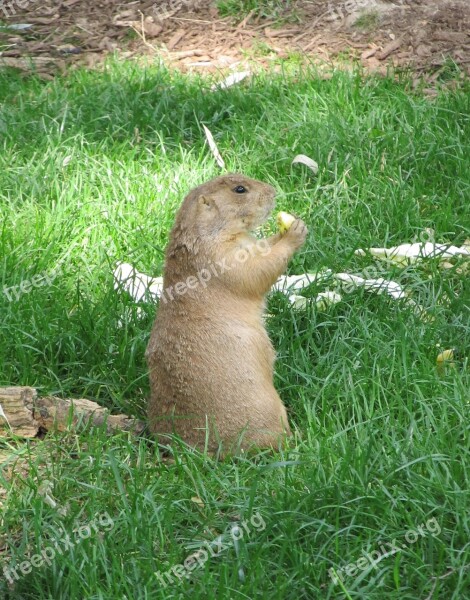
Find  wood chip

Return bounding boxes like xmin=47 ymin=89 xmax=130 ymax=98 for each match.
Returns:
xmin=264 ymin=28 xmax=300 ymax=39
xmin=302 ymin=35 xmax=321 ymax=52
xmin=236 ymin=9 xmax=255 ymax=30
xmin=0 ymin=56 xmax=61 ymax=72
xmin=377 ymin=38 xmax=402 ymax=60
xmin=186 ymin=61 xmax=213 ymax=67
xmin=292 ymin=28 xmax=314 ymax=44
xmin=142 ymin=21 xmax=163 ymax=38
xmin=415 ymin=44 xmax=431 ymax=57
xmin=433 ymin=31 xmax=469 ymax=44
xmin=184 ymin=54 xmax=211 ymax=63
xmin=24 ymin=16 xmax=59 ymax=25
xmin=169 ymin=49 xmax=205 ymax=59
xmin=362 ymin=48 xmax=377 ymax=59
xmin=166 ymin=29 xmax=186 ymax=50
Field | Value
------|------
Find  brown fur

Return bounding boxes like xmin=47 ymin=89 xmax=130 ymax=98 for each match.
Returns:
xmin=146 ymin=173 xmax=307 ymax=453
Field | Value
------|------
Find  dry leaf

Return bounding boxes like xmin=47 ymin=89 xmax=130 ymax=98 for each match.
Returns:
xmin=38 ymin=480 xmax=57 ymax=508
xmin=211 ymin=71 xmax=250 ymax=91
xmin=292 ymin=154 xmax=319 ymax=175
xmin=202 ymin=125 xmax=226 ymax=169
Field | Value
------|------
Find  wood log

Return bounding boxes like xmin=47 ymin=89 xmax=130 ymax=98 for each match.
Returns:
xmin=0 ymin=386 xmax=39 ymax=437
xmin=0 ymin=387 xmax=145 ymax=438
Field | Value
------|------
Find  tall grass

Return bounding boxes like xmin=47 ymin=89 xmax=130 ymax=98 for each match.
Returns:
xmin=0 ymin=61 xmax=469 ymax=599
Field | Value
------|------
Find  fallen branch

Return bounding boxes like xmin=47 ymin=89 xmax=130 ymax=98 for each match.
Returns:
xmin=0 ymin=387 xmax=145 ymax=438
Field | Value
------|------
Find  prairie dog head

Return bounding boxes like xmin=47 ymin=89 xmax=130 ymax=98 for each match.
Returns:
xmin=175 ymin=173 xmax=276 ymax=238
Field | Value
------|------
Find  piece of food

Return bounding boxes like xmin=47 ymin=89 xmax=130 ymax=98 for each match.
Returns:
xmin=436 ymin=349 xmax=456 ymax=374
xmin=277 ymin=211 xmax=296 ymax=234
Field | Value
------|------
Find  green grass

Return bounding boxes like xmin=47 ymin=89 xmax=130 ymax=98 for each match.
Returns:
xmin=216 ymin=0 xmax=296 ymax=21
xmin=353 ymin=10 xmax=380 ymax=31
xmin=0 ymin=60 xmax=469 ymax=599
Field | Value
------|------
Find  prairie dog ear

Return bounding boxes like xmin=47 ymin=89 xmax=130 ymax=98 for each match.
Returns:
xmin=198 ymin=194 xmax=214 ymax=210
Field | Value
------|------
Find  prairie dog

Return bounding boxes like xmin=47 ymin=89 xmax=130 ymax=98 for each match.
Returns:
xmin=146 ymin=173 xmax=307 ymax=453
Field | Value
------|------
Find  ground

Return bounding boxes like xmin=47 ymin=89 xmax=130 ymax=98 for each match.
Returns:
xmin=1 ymin=0 xmax=470 ymax=78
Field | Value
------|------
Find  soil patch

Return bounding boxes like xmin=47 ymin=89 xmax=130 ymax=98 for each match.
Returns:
xmin=0 ymin=0 xmax=469 ymax=78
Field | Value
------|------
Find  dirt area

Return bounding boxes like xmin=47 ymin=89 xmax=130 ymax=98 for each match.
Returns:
xmin=0 ymin=0 xmax=469 ymax=78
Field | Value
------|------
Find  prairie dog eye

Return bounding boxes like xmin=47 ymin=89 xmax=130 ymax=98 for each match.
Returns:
xmin=233 ymin=185 xmax=247 ymax=194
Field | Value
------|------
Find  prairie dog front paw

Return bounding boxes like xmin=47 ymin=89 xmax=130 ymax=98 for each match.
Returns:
xmin=284 ymin=218 xmax=308 ymax=250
